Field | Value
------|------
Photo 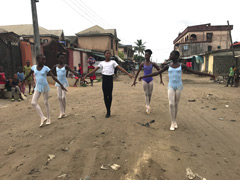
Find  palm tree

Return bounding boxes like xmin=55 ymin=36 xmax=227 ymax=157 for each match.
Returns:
xmin=134 ymin=39 xmax=146 ymax=56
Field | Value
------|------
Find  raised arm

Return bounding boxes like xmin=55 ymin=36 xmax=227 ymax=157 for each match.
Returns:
xmin=153 ymin=62 xmax=164 ymax=86
xmin=131 ymin=63 xmax=143 ymax=86
xmin=117 ymin=65 xmax=134 ymax=79
xmin=139 ymin=65 xmax=168 ymax=81
xmin=182 ymin=64 xmax=215 ymax=78
xmin=82 ymin=67 xmax=100 ymax=81
xmin=48 ymin=71 xmax=67 ymax=91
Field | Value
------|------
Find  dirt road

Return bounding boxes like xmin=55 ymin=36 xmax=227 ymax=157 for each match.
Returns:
xmin=0 ymin=72 xmax=240 ymax=180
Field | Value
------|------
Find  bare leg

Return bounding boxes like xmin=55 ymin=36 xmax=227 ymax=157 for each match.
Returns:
xmin=168 ymin=89 xmax=176 ymax=130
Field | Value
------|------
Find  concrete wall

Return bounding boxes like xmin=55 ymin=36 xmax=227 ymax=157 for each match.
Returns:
xmin=82 ymin=52 xmax=88 ymax=74
xmin=73 ymin=51 xmax=80 ymax=69
xmin=213 ymin=56 xmax=237 ymax=75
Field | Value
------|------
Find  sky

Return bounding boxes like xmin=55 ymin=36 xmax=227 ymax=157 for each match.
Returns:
xmin=1 ymin=0 xmax=240 ymax=63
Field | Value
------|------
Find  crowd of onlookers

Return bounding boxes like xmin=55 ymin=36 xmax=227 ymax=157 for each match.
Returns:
xmin=0 ymin=60 xmax=34 ymax=101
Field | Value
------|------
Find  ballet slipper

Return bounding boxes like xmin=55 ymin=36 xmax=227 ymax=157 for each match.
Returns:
xmin=170 ymin=123 xmax=175 ymax=131
xmin=46 ymin=119 xmax=51 ymax=125
xmin=146 ymin=106 xmax=150 ymax=114
xmin=173 ymin=122 xmax=178 ymax=129
xmin=39 ymin=118 xmax=47 ymax=127
xmin=58 ymin=114 xmax=64 ymax=119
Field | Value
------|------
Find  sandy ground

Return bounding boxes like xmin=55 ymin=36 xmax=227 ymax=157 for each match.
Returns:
xmin=0 ymin=72 xmax=240 ymax=180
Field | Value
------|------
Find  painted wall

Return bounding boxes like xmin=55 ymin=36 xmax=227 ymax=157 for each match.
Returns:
xmin=73 ymin=50 xmax=80 ymax=69
xmin=20 ymin=41 xmax=32 ymax=66
xmin=208 ymin=55 xmax=214 ymax=74
xmin=67 ymin=49 xmax=74 ymax=69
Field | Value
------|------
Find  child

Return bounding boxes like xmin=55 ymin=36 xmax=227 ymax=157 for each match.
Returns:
xmin=0 ymin=66 xmax=6 ymax=98
xmin=23 ymin=54 xmax=67 ymax=127
xmin=17 ymin=66 xmax=26 ymax=95
xmin=132 ymin=49 xmax=164 ymax=114
xmin=10 ymin=74 xmax=22 ymax=101
xmin=82 ymin=50 xmax=134 ymax=118
xmin=23 ymin=60 xmax=33 ymax=95
xmin=139 ymin=50 xmax=215 ymax=131
xmin=74 ymin=63 xmax=83 ymax=87
xmin=5 ymin=76 xmax=12 ymax=92
xmin=225 ymin=65 xmax=235 ymax=87
xmin=87 ymin=56 xmax=96 ymax=86
xmin=51 ymin=53 xmax=82 ymax=119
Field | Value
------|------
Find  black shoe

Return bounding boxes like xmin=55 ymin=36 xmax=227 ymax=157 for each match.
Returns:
xmin=105 ymin=114 xmax=110 ymax=118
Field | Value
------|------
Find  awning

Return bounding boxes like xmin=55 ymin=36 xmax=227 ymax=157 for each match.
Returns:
xmin=115 ymin=55 xmax=125 ymax=62
xmin=92 ymin=53 xmax=105 ymax=58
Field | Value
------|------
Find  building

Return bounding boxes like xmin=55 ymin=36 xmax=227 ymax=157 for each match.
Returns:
xmin=118 ymin=43 xmax=134 ymax=60
xmin=173 ymin=23 xmax=233 ymax=57
xmin=0 ymin=24 xmax=69 ymax=47
xmin=76 ymin=25 xmax=120 ymax=57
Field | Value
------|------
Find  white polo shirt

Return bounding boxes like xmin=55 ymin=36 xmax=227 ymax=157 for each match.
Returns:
xmin=98 ymin=60 xmax=118 ymax=75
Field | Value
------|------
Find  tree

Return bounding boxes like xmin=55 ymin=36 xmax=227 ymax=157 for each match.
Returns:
xmin=118 ymin=51 xmax=124 ymax=59
xmin=134 ymin=39 xmax=146 ymax=56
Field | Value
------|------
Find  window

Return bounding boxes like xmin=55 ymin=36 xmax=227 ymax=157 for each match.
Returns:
xmin=183 ymin=45 xmax=188 ymax=51
xmin=42 ymin=39 xmax=48 ymax=43
xmin=206 ymin=33 xmax=213 ymax=41
xmin=190 ymin=34 xmax=197 ymax=41
xmin=208 ymin=46 xmax=212 ymax=52
xmin=217 ymin=46 xmax=221 ymax=49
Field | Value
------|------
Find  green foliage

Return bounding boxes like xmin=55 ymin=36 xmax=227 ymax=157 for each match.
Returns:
xmin=118 ymin=51 xmax=124 ymax=59
xmin=134 ymin=54 xmax=145 ymax=63
xmin=134 ymin=39 xmax=146 ymax=56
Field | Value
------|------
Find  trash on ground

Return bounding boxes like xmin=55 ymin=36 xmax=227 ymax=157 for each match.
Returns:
xmin=212 ymin=108 xmax=217 ymax=110
xmin=230 ymin=120 xmax=236 ymax=122
xmin=4 ymin=146 xmax=15 ymax=155
xmin=111 ymin=164 xmax=121 ymax=170
xmin=58 ymin=174 xmax=71 ymax=179
xmin=48 ymin=154 xmax=56 ymax=161
xmin=225 ymin=105 xmax=229 ymax=108
xmin=100 ymin=164 xmax=110 ymax=170
xmin=207 ymin=94 xmax=213 ymax=97
xmin=186 ymin=167 xmax=207 ymax=180
xmin=100 ymin=164 xmax=120 ymax=170
xmin=62 ymin=147 xmax=69 ymax=151
xmin=188 ymin=99 xmax=196 ymax=102
xmin=79 ymin=176 xmax=90 ymax=180
xmin=138 ymin=120 xmax=155 ymax=127
xmin=219 ymin=118 xmax=224 ymax=121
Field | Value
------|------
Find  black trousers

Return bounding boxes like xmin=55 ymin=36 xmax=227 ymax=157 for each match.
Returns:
xmin=227 ymin=76 xmax=234 ymax=86
xmin=102 ymin=75 xmax=113 ymax=115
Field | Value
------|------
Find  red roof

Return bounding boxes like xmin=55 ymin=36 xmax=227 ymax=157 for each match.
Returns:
xmin=233 ymin=42 xmax=240 ymax=46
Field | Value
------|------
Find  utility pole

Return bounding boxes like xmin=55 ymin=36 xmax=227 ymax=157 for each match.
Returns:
xmin=31 ymin=0 xmax=41 ymax=55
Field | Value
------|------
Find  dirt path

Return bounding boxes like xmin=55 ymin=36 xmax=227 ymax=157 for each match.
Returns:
xmin=0 ymin=72 xmax=240 ymax=180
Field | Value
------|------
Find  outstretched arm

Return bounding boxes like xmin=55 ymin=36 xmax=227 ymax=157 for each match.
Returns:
xmin=48 ymin=71 xmax=67 ymax=91
xmin=65 ymin=65 xmax=82 ymax=79
xmin=117 ymin=65 xmax=134 ymax=79
xmin=23 ymin=70 xmax=34 ymax=82
xmin=82 ymin=67 xmax=100 ymax=81
xmin=182 ymin=64 xmax=215 ymax=78
xmin=139 ymin=65 xmax=168 ymax=81
xmin=153 ymin=62 xmax=164 ymax=86
xmin=131 ymin=63 xmax=143 ymax=86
